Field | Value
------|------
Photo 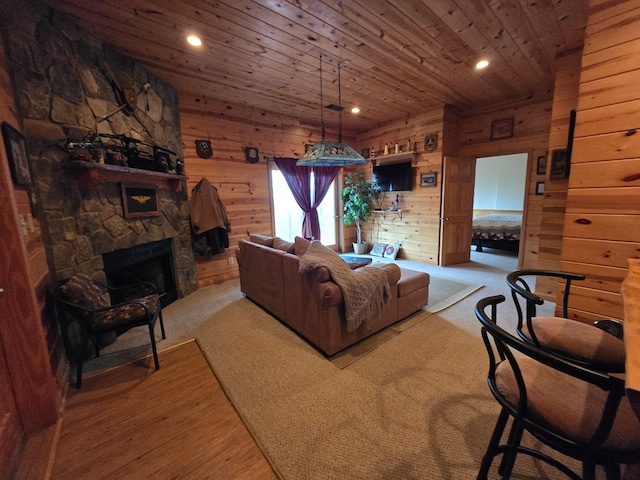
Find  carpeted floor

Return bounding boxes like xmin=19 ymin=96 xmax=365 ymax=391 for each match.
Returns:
xmin=328 ymin=274 xmax=483 ymax=368
xmin=83 ymin=250 xmax=596 ymax=479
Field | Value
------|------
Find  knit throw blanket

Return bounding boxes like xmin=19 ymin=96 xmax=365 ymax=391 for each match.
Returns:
xmin=299 ymin=241 xmax=391 ymax=332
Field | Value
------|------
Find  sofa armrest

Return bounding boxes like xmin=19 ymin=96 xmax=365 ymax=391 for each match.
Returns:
xmin=358 ymin=262 xmax=401 ymax=285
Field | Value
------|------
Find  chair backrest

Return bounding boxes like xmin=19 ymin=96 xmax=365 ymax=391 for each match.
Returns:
xmin=475 ymin=295 xmax=625 ymax=450
xmin=50 ymin=281 xmax=97 ymax=363
xmin=506 ymin=270 xmax=584 ymax=343
xmin=59 ymin=273 xmax=109 ymax=310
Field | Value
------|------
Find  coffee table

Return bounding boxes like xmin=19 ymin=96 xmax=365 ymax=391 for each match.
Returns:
xmin=340 ymin=255 xmax=373 ymax=269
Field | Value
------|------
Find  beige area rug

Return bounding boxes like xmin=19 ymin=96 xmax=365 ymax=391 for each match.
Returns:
xmin=194 ymin=297 xmax=583 ymax=480
xmin=329 ymin=275 xmax=483 ymax=368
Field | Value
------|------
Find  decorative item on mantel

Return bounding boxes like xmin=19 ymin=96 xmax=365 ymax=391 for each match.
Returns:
xmin=64 ymin=132 xmax=182 ymax=175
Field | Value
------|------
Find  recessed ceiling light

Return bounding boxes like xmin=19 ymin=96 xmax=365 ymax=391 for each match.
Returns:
xmin=476 ymin=59 xmax=489 ymax=70
xmin=187 ymin=35 xmax=202 ymax=47
xmin=351 ymin=106 xmax=360 ymax=114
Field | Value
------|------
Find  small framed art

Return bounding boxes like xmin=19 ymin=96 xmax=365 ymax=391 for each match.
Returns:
xmin=420 ymin=172 xmax=437 ymax=187
xmin=2 ymin=122 xmax=31 ymax=186
xmin=536 ymin=155 xmax=547 ymax=175
xmin=490 ymin=117 xmax=514 ymax=140
xmin=121 ymin=183 xmax=160 ymax=218
xmin=535 ymin=181 xmax=545 ymax=195
xmin=549 ymin=149 xmax=570 ymax=179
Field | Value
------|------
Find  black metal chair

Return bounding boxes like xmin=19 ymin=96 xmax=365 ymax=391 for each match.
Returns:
xmin=476 ymin=295 xmax=640 ymax=480
xmin=507 ymin=270 xmax=625 ymax=373
xmin=51 ymin=273 xmax=166 ymax=388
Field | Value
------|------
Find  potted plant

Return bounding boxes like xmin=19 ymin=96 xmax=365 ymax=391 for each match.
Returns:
xmin=342 ymin=168 xmax=376 ymax=254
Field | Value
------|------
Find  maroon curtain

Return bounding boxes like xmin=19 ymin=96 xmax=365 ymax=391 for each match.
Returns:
xmin=273 ymin=157 xmax=313 ymax=238
xmin=309 ymin=166 xmax=340 ymax=241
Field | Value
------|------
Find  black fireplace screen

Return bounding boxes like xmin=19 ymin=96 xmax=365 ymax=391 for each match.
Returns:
xmin=102 ymin=239 xmax=177 ymax=307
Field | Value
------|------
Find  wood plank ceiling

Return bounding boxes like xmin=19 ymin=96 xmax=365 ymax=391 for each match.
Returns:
xmin=42 ymin=0 xmax=588 ymax=132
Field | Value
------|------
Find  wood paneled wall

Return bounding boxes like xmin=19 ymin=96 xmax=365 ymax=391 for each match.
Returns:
xmin=180 ymin=104 xmax=326 ymax=287
xmin=355 ymin=108 xmax=445 ymax=264
xmin=181 ymin=91 xmax=555 ymax=281
xmin=535 ymin=50 xmax=582 ymax=300
xmin=0 ymin=32 xmax=59 ymax=439
xmin=559 ymin=0 xmax=640 ymax=323
xmin=456 ymin=96 xmax=553 ymax=270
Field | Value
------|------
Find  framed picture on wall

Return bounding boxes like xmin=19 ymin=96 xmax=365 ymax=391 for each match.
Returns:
xmin=121 ymin=183 xmax=160 ymax=218
xmin=420 ymin=172 xmax=437 ymax=187
xmin=549 ymin=149 xmax=570 ymax=179
xmin=535 ymin=181 xmax=545 ymax=195
xmin=490 ymin=117 xmax=514 ymax=140
xmin=536 ymin=155 xmax=547 ymax=175
xmin=2 ymin=121 xmax=32 ymax=186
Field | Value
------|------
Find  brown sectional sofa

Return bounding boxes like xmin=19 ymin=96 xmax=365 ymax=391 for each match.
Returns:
xmin=236 ymin=234 xmax=430 ymax=356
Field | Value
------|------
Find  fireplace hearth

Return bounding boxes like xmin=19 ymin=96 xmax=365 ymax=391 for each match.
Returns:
xmin=103 ymin=239 xmax=177 ymax=308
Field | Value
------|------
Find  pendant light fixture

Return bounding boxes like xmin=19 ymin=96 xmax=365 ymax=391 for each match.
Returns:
xmin=297 ymin=55 xmax=367 ymax=167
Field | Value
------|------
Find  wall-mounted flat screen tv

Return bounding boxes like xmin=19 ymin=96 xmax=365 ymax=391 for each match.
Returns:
xmin=372 ymin=161 xmax=413 ymax=192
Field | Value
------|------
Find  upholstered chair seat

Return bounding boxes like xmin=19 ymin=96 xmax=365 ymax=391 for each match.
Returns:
xmin=496 ymin=357 xmax=640 ymax=451
xmin=521 ymin=316 xmax=626 ymax=372
xmin=507 ymin=270 xmax=625 ymax=373
xmin=476 ymin=295 xmax=640 ymax=480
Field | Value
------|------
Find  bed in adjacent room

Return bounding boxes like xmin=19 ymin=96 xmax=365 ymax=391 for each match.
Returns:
xmin=471 ymin=212 xmax=522 ymax=253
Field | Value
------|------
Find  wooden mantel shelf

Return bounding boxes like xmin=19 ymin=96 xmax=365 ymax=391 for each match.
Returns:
xmin=371 ymin=151 xmax=418 ymax=166
xmin=66 ymin=161 xmax=188 ymax=192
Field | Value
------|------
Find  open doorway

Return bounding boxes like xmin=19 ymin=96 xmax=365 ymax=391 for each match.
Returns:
xmin=471 ymin=153 xmax=527 ymax=267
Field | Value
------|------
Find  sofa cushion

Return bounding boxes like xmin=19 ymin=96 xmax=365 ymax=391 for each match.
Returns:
xmin=361 ymin=263 xmax=402 ymax=285
xmin=249 ymin=234 xmax=274 ymax=246
xmin=370 ymin=243 xmax=387 ymax=257
xmin=294 ymin=236 xmax=311 ymax=256
xmin=397 ymin=268 xmax=430 ymax=297
xmin=273 ymin=237 xmax=296 ymax=253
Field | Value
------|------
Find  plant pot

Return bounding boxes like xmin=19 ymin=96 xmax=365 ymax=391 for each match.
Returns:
xmin=353 ymin=242 xmax=368 ymax=255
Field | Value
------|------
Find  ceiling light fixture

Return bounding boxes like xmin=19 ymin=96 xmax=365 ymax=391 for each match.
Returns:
xmin=186 ymin=35 xmax=202 ymax=47
xmin=297 ymin=55 xmax=367 ymax=167
xmin=476 ymin=59 xmax=489 ymax=70
xmin=351 ymin=106 xmax=360 ymax=114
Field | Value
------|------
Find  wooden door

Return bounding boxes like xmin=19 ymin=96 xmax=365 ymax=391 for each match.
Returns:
xmin=439 ymin=157 xmax=475 ymax=266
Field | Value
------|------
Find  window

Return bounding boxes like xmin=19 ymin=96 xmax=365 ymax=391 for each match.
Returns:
xmin=270 ymin=168 xmax=337 ymax=246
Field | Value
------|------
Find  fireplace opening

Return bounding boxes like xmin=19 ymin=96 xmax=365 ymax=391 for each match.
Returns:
xmin=102 ymin=239 xmax=177 ymax=308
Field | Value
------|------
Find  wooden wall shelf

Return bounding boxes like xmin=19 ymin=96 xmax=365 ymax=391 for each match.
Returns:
xmin=66 ymin=161 xmax=187 ymax=192
xmin=371 ymin=151 xmax=418 ymax=166
xmin=372 ymin=209 xmax=404 ymax=220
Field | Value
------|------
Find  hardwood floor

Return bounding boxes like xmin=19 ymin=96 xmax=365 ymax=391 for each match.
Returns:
xmin=42 ymin=340 xmax=279 ymax=479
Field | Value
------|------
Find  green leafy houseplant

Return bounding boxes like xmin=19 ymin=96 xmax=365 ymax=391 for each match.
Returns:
xmin=342 ymin=168 xmax=376 ymax=249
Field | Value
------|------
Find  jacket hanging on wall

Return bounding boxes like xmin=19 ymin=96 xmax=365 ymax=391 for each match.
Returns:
xmin=190 ymin=178 xmax=231 ymax=256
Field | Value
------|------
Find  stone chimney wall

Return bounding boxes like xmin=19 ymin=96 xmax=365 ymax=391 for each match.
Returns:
xmin=1 ymin=1 xmax=198 ymax=297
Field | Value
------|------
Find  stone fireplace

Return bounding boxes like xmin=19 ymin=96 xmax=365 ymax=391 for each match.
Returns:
xmin=2 ymin=1 xmax=199 ymax=299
